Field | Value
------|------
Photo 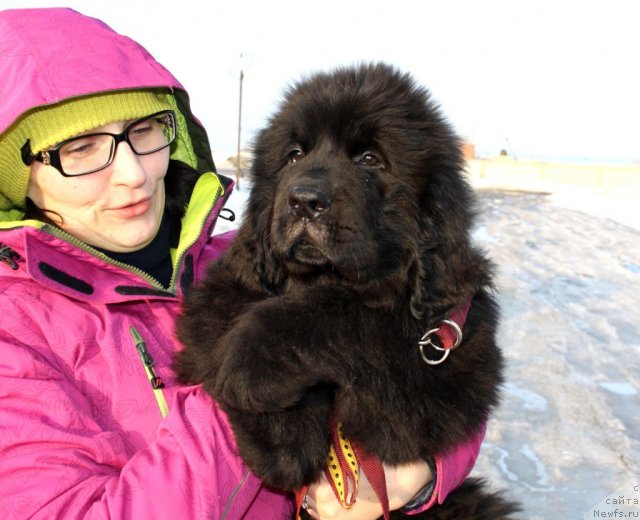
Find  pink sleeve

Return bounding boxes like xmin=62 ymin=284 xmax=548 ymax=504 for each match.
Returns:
xmin=402 ymin=422 xmax=487 ymax=515
xmin=195 ymin=230 xmax=237 ymax=281
xmin=209 ymin=229 xmax=237 ymax=256
xmin=0 ymin=351 xmax=291 ymax=519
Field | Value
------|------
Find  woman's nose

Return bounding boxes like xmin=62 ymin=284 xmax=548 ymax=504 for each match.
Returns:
xmin=109 ymin=142 xmax=146 ymax=186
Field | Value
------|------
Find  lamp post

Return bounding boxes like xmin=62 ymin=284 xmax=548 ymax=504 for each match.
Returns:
xmin=235 ymin=56 xmax=244 ymax=188
xmin=232 ymin=53 xmax=252 ymax=189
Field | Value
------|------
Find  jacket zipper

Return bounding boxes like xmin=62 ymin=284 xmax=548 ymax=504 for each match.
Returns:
xmin=41 ymin=179 xmax=225 ymax=292
xmin=221 ymin=470 xmax=251 ymax=520
xmin=0 ymin=244 xmax=20 ymax=270
xmin=129 ymin=327 xmax=169 ymax=418
xmin=42 ymin=225 xmax=169 ymax=289
xmin=168 ymin=180 xmax=224 ymax=289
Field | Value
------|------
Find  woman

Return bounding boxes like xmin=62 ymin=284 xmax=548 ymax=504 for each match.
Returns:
xmin=0 ymin=7 xmax=484 ymax=519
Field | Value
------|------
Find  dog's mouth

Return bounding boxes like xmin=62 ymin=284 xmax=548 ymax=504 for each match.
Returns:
xmin=273 ymin=210 xmax=379 ymax=280
xmin=286 ymin=237 xmax=330 ymax=268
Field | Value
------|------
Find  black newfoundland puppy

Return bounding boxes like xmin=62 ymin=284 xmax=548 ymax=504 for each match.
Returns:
xmin=177 ymin=63 xmax=519 ymax=519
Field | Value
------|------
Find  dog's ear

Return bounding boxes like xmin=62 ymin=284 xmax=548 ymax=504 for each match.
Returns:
xmin=416 ymin=165 xmax=491 ymax=316
xmin=234 ymin=126 xmax=296 ymax=294
xmin=225 ymin=180 xmax=286 ymax=294
xmin=408 ymin=246 xmax=426 ymax=320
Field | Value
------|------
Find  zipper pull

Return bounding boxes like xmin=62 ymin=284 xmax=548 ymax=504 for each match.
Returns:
xmin=0 ymin=244 xmax=20 ymax=270
xmin=130 ymin=327 xmax=165 ymax=389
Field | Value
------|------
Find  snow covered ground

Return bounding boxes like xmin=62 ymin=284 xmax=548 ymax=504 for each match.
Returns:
xmin=470 ymin=190 xmax=639 ymax=519
xmin=216 ymin=171 xmax=640 ymax=519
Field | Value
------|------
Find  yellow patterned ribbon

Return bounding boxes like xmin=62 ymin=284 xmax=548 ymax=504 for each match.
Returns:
xmin=326 ymin=422 xmax=360 ymax=507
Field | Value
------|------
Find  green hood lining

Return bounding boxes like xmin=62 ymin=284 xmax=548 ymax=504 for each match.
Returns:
xmin=0 ymin=87 xmax=215 ymax=224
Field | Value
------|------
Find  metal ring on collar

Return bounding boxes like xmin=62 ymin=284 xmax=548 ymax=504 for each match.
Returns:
xmin=418 ymin=319 xmax=463 ymax=365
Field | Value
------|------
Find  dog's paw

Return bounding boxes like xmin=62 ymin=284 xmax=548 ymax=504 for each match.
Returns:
xmin=210 ymin=308 xmax=324 ymax=412
xmin=245 ymin=440 xmax=326 ymax=490
xmin=226 ymin=402 xmax=332 ymax=490
xmin=213 ymin=355 xmax=306 ymax=412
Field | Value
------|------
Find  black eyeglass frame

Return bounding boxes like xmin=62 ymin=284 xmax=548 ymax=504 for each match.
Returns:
xmin=21 ymin=110 xmax=177 ymax=177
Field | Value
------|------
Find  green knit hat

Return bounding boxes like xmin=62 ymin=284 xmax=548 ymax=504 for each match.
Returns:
xmin=0 ymin=90 xmax=173 ymax=210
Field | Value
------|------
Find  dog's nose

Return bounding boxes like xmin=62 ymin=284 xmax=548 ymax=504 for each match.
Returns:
xmin=288 ymin=185 xmax=331 ymax=219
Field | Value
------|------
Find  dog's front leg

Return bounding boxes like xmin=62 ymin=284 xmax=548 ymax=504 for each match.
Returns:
xmin=211 ymin=285 xmax=375 ymax=414
xmin=223 ymin=391 xmax=333 ymax=491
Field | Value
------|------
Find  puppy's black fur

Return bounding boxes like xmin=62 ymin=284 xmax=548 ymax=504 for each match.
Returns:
xmin=177 ymin=63 xmax=519 ymax=519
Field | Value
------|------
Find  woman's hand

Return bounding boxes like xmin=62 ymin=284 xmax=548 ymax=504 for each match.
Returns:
xmin=304 ymin=460 xmax=432 ymax=519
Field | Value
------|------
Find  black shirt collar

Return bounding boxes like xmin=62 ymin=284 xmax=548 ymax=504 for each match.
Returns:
xmin=95 ymin=213 xmax=173 ymax=288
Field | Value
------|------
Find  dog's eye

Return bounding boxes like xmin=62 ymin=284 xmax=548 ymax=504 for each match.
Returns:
xmin=358 ymin=152 xmax=383 ymax=168
xmin=287 ymin=148 xmax=305 ymax=164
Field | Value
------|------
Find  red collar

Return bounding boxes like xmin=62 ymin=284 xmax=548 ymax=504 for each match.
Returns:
xmin=418 ymin=297 xmax=473 ymax=365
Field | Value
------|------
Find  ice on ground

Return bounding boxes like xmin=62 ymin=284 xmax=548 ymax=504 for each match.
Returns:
xmin=471 ymin=190 xmax=639 ymax=519
xmin=599 ymin=382 xmax=638 ymax=397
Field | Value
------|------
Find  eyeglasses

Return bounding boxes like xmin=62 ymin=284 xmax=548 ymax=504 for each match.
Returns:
xmin=21 ymin=110 xmax=177 ymax=177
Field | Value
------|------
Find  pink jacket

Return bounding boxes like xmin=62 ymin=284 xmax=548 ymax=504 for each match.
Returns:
xmin=0 ymin=7 xmax=483 ymax=518
xmin=0 ymin=187 xmax=295 ymax=519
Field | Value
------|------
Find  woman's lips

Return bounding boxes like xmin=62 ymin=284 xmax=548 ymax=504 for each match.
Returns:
xmin=109 ymin=197 xmax=152 ymax=218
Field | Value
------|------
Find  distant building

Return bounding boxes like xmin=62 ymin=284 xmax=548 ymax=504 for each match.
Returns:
xmin=462 ymin=141 xmax=476 ymax=160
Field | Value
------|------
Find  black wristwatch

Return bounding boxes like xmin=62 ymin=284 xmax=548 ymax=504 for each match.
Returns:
xmin=399 ymin=458 xmax=437 ymax=513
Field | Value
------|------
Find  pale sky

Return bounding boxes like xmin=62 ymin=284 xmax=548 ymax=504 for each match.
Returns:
xmin=3 ymin=0 xmax=639 ymax=163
